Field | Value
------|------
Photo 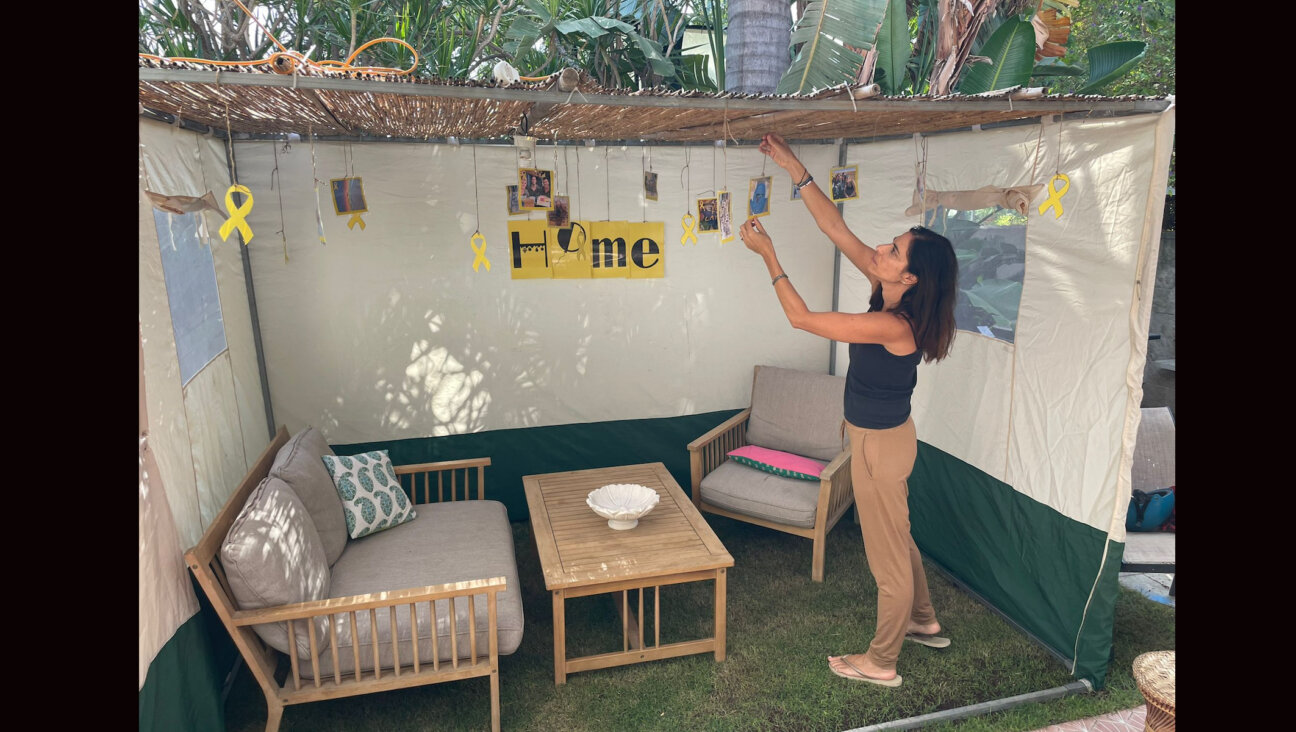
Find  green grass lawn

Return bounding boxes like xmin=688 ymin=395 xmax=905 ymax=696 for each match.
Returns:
xmin=223 ymin=514 xmax=1175 ymax=731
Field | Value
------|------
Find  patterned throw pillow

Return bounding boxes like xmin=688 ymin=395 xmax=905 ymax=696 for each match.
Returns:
xmin=321 ymin=450 xmax=417 ymax=538
xmin=727 ymin=445 xmax=826 ymax=481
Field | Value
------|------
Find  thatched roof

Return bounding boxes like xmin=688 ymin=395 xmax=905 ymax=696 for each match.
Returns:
xmin=138 ymin=58 xmax=1171 ymax=144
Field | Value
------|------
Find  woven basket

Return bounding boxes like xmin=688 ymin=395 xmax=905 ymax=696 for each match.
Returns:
xmin=1132 ymin=650 xmax=1175 ymax=732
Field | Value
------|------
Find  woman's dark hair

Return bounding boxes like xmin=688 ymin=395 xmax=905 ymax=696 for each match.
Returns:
xmin=868 ymin=225 xmax=959 ymax=362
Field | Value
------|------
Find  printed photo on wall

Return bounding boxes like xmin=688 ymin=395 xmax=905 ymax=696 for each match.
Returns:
xmin=748 ymin=176 xmax=772 ymax=218
xmin=548 ymin=195 xmax=571 ymax=228
xmin=518 ymin=168 xmax=554 ymax=210
xmin=697 ymin=197 xmax=719 ymax=232
xmin=718 ymin=190 xmax=734 ymax=242
xmin=830 ymin=165 xmax=860 ymax=203
xmin=506 ymin=185 xmax=524 ymax=216
xmin=330 ymin=177 xmax=368 ymax=215
xmin=644 ymin=171 xmax=659 ymax=201
xmin=791 ymin=178 xmax=804 ymax=201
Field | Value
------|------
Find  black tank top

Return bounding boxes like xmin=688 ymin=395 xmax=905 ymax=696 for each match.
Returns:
xmin=844 ymin=314 xmax=921 ymax=429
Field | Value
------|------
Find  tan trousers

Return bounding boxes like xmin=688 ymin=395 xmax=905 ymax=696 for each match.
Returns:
xmin=846 ymin=417 xmax=937 ymax=670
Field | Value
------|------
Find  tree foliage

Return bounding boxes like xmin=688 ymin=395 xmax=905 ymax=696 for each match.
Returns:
xmin=139 ymin=0 xmax=727 ymax=91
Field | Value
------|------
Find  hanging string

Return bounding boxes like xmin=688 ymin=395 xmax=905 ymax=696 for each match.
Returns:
xmin=271 ymin=141 xmax=288 ymax=262
xmin=721 ymin=141 xmax=728 ymax=192
xmin=472 ymin=144 xmax=482 ymax=229
xmin=574 ymin=145 xmax=582 ymax=219
xmin=224 ymin=104 xmax=237 ymax=184
xmin=309 ymin=124 xmax=328 ymax=246
xmin=681 ymin=146 xmax=691 ymax=206
xmin=604 ymin=146 xmax=611 ymax=221
xmin=712 ymin=145 xmax=718 ymax=195
xmin=1031 ymin=120 xmax=1045 ymax=183
xmin=914 ymin=134 xmax=929 ymax=223
xmin=1054 ymin=118 xmax=1064 ymax=175
xmin=641 ymin=147 xmax=647 ymax=222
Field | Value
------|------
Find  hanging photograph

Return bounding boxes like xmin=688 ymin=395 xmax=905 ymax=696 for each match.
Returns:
xmin=518 ymin=168 xmax=554 ymax=210
xmin=505 ymin=183 xmax=526 ymax=215
xmin=506 ymin=185 xmax=525 ymax=216
xmin=697 ymin=197 xmax=719 ymax=232
xmin=791 ymin=178 xmax=804 ymax=201
xmin=330 ymin=177 xmax=368 ymax=215
xmin=718 ymin=190 xmax=734 ymax=242
xmin=830 ymin=165 xmax=860 ymax=203
xmin=748 ymin=176 xmax=771 ymax=218
xmin=548 ymin=195 xmax=571 ymax=228
xmin=644 ymin=171 xmax=659 ymax=201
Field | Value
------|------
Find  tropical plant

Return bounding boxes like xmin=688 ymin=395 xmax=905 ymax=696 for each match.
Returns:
xmin=139 ymin=1 xmax=724 ymax=91
xmin=774 ymin=0 xmax=1164 ymax=97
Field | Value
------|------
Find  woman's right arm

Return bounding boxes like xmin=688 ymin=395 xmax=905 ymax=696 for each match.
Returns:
xmin=759 ymin=133 xmax=878 ymax=284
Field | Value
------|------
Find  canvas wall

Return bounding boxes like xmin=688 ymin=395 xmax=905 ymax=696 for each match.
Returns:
xmin=138 ymin=118 xmax=271 ymax=690
xmin=833 ymin=112 xmax=1172 ymax=535
xmin=232 ymin=140 xmax=841 ymax=445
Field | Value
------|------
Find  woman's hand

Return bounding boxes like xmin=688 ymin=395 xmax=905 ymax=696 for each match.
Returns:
xmin=739 ymin=216 xmax=773 ymax=257
xmin=758 ymin=133 xmax=801 ymax=176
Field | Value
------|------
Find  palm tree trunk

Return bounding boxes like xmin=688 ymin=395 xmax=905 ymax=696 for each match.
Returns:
xmin=726 ymin=0 xmax=792 ymax=94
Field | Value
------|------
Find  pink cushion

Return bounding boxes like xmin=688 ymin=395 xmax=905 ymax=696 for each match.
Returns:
xmin=727 ymin=445 xmax=826 ymax=481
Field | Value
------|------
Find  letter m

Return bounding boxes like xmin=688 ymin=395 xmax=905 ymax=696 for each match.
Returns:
xmin=590 ymin=237 xmax=626 ymax=269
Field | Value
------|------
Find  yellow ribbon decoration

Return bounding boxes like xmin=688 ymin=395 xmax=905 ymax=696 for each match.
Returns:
xmin=218 ymin=184 xmax=254 ymax=244
xmin=346 ymin=212 xmax=366 ymax=230
xmin=680 ymin=213 xmax=697 ymax=246
xmin=1037 ymin=173 xmax=1071 ymax=219
xmin=470 ymin=231 xmax=491 ymax=272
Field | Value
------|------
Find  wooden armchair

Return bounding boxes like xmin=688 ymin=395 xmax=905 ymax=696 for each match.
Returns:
xmin=688 ymin=365 xmax=854 ymax=581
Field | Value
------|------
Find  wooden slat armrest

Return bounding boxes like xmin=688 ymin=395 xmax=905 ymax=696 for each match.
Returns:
xmin=229 ymin=576 xmax=508 ymax=626
xmin=818 ymin=448 xmax=851 ymax=483
xmin=394 ymin=457 xmax=492 ymax=475
xmin=687 ymin=409 xmax=751 ymax=452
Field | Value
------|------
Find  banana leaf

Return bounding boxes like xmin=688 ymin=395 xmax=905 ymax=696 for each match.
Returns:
xmin=1031 ymin=59 xmax=1086 ymax=78
xmin=776 ymin=0 xmax=889 ymax=95
xmin=675 ymin=53 xmax=718 ymax=92
xmin=873 ymin=0 xmax=911 ymax=95
xmin=1076 ymin=41 xmax=1147 ymax=95
xmin=957 ymin=18 xmax=1037 ymax=95
xmin=964 ymin=279 xmax=1022 ymax=329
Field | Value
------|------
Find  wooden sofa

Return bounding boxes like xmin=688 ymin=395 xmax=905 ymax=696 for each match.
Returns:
xmin=186 ymin=426 xmax=522 ymax=731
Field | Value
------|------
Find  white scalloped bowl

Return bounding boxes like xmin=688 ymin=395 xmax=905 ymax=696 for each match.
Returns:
xmin=586 ymin=484 xmax=660 ymax=530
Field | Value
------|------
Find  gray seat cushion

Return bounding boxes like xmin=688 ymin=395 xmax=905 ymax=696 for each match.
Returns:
xmin=269 ymin=426 xmax=348 ymax=566
xmin=700 ymin=460 xmax=822 ymax=528
xmin=745 ymin=366 xmax=846 ymax=462
xmin=221 ymin=476 xmax=332 ymax=659
xmin=302 ymin=500 xmax=524 ymax=677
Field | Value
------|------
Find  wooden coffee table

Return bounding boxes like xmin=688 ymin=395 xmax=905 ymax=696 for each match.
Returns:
xmin=522 ymin=462 xmax=734 ymax=684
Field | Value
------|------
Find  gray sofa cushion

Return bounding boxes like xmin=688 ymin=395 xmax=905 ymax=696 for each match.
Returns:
xmin=744 ymin=366 xmax=847 ymax=462
xmin=301 ymin=500 xmax=524 ymax=677
xmin=269 ymin=426 xmax=348 ymax=566
xmin=221 ymin=476 xmax=332 ymax=659
xmin=700 ymin=460 xmax=821 ymax=528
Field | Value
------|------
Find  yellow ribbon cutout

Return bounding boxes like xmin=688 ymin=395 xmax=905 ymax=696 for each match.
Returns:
xmin=680 ymin=213 xmax=697 ymax=246
xmin=346 ymin=212 xmax=366 ymax=230
xmin=218 ymin=184 xmax=254 ymax=244
xmin=470 ymin=231 xmax=491 ymax=272
xmin=1037 ymin=173 xmax=1071 ymax=219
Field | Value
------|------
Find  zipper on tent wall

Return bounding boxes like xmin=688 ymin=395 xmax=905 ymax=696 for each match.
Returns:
xmin=828 ymin=138 xmax=848 ymax=375
xmin=222 ymin=131 xmax=277 ymax=439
